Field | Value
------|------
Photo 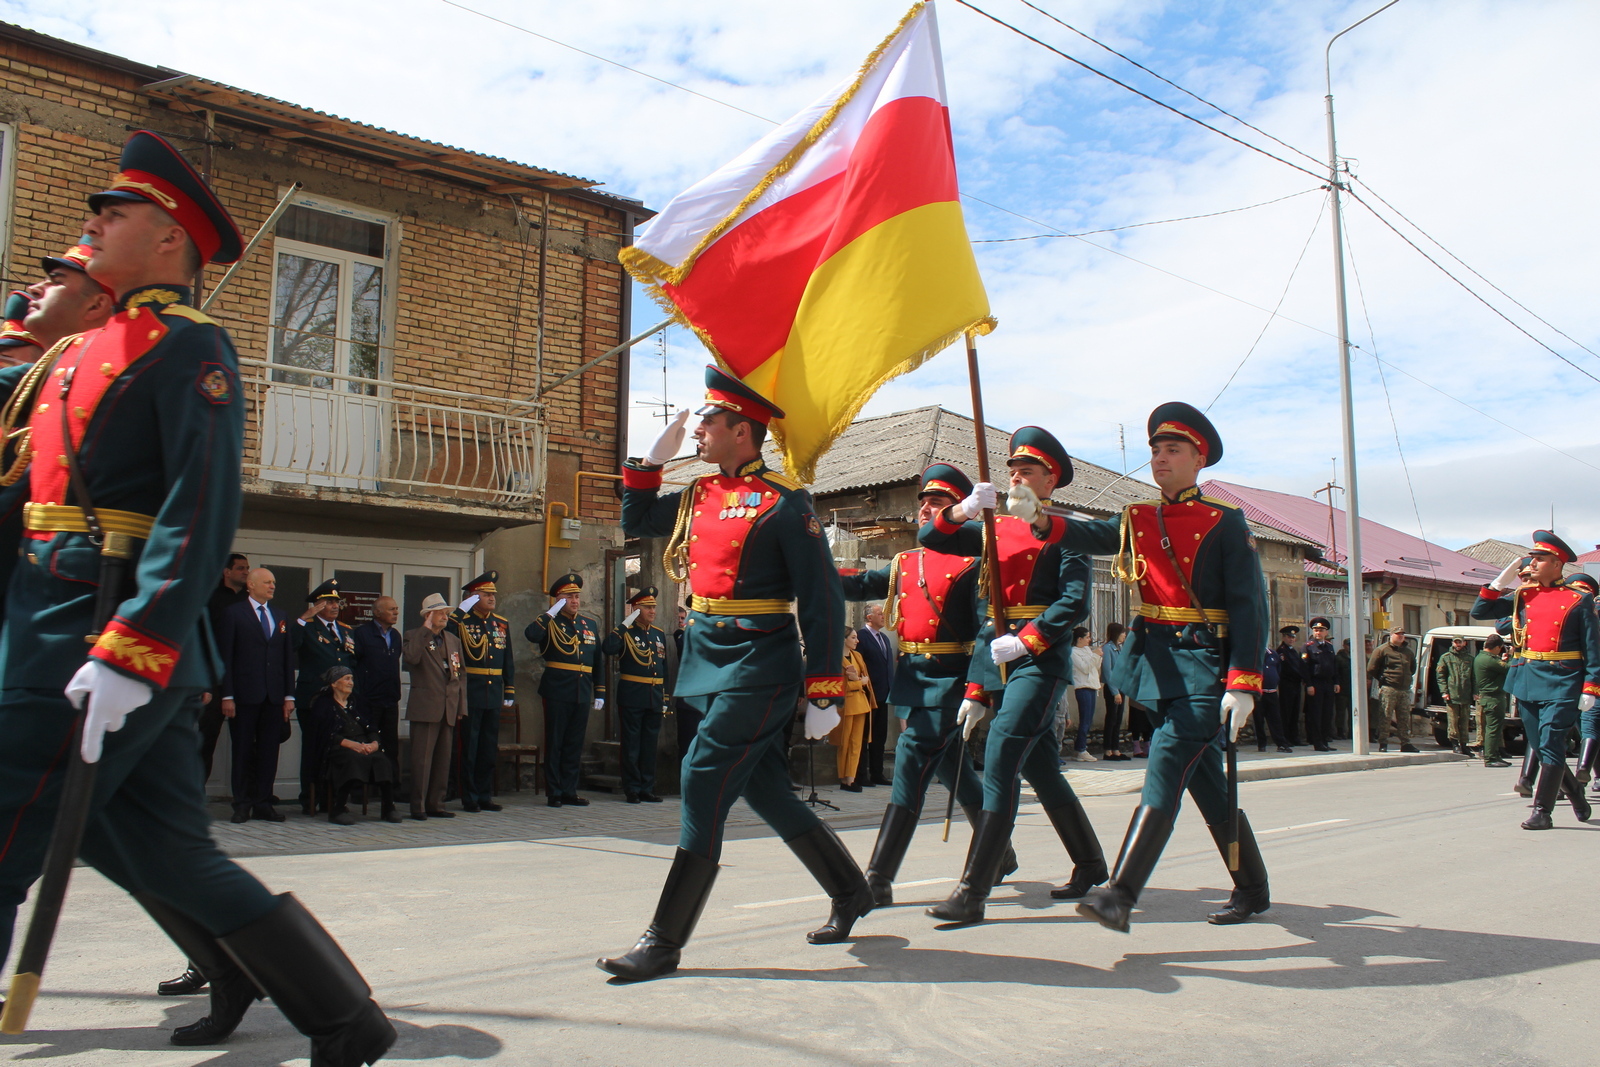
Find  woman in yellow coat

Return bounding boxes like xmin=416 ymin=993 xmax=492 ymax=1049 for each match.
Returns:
xmin=832 ymin=629 xmax=875 ymax=791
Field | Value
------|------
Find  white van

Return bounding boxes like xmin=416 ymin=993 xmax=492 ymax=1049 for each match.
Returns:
xmin=1408 ymin=625 xmax=1524 ymax=754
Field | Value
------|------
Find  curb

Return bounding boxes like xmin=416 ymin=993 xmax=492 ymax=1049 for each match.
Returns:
xmin=1235 ymin=749 xmax=1466 ymax=785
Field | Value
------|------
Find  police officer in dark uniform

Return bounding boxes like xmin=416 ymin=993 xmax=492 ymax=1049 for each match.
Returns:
xmin=603 ymin=587 xmax=668 ymax=803
xmin=1275 ymin=625 xmax=1303 ymax=744
xmin=451 ymin=571 xmax=515 ymax=813
xmin=292 ymin=579 xmax=355 ymax=813
xmin=917 ymin=429 xmax=1107 ymax=924
xmin=840 ymin=464 xmax=1017 ymax=905
xmin=526 ymin=573 xmax=605 ymax=808
xmin=1056 ymin=403 xmax=1272 ymax=932
xmin=0 ymin=131 xmax=392 ymax=1062
xmin=599 ymin=367 xmax=864 ymax=980
xmin=1302 ymin=617 xmax=1339 ymax=752
xmin=1472 ymin=531 xmax=1600 ymax=828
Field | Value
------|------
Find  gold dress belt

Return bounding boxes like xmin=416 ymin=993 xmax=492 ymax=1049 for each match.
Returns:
xmin=987 ymin=604 xmax=1048 ymax=620
xmin=24 ymin=502 xmax=155 ymax=540
xmin=620 ymin=674 xmax=664 ymax=684
xmin=464 ymin=666 xmax=502 ymax=676
xmin=545 ymin=662 xmax=593 ymax=673
xmin=1141 ymin=605 xmax=1231 ymax=624
xmin=690 ymin=595 xmax=793 ymax=615
xmin=898 ymin=640 xmax=975 ymax=655
xmin=1520 ymin=649 xmax=1581 ymax=661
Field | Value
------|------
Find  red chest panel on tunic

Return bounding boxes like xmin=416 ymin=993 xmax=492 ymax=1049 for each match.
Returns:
xmin=27 ymin=311 xmax=167 ymax=533
xmin=1128 ymin=499 xmax=1226 ymax=609
xmin=991 ymin=514 xmax=1057 ymax=607
xmin=894 ymin=548 xmax=974 ymax=642
xmin=684 ymin=474 xmax=781 ymax=599
xmin=1520 ymin=586 xmax=1581 ymax=653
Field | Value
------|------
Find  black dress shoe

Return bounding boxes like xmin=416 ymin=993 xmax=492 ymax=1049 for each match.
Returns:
xmin=382 ymin=809 xmax=404 ymax=823
xmin=409 ymin=812 xmax=429 ymax=821
xmin=330 ymin=811 xmax=356 ymax=826
xmin=158 ymin=965 xmax=208 ymax=996
xmin=461 ymin=801 xmax=481 ymax=813
xmin=1485 ymin=758 xmax=1511 ymax=768
xmin=839 ymin=781 xmax=862 ymax=792
xmin=1378 ymin=743 xmax=1388 ymax=752
xmin=626 ymin=793 xmax=641 ymax=804
xmin=480 ymin=801 xmax=503 ymax=812
xmin=1313 ymin=744 xmax=1333 ymax=752
xmin=426 ymin=809 xmax=455 ymax=818
xmin=870 ymin=774 xmax=892 ymax=786
xmin=1276 ymin=746 xmax=1294 ymax=754
xmin=170 ymin=965 xmax=261 ymax=1046
xmin=858 ymin=778 xmax=877 ymax=788
xmin=1399 ymin=743 xmax=1419 ymax=753
xmin=229 ymin=810 xmax=250 ymax=824
xmin=563 ymin=795 xmax=590 ymax=806
xmin=254 ymin=807 xmax=285 ymax=823
xmin=546 ymin=796 xmax=562 ymax=807
xmin=640 ymin=792 xmax=664 ymax=803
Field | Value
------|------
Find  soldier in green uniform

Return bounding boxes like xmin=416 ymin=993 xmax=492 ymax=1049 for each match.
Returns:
xmin=1060 ymin=403 xmax=1272 ymax=932
xmin=0 ymin=131 xmax=392 ymax=1063
xmin=1565 ymin=572 xmax=1600 ymax=787
xmin=291 ymin=578 xmax=355 ymax=814
xmin=451 ymin=571 xmax=515 ymax=812
xmin=602 ymin=587 xmax=668 ymax=803
xmin=525 ymin=573 xmax=605 ymax=808
xmin=1473 ymin=633 xmax=1511 ymax=768
xmin=598 ymin=366 xmax=865 ymax=981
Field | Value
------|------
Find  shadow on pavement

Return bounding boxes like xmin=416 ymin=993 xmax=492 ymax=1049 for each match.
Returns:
xmin=677 ymin=891 xmax=1600 ymax=993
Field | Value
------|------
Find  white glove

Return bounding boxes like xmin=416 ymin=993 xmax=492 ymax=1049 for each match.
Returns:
xmin=458 ymin=594 xmax=480 ymax=613
xmin=644 ymin=408 xmax=692 ymax=466
xmin=66 ymin=660 xmax=154 ymax=763
xmin=953 ymin=482 xmax=997 ymax=521
xmin=1582 ymin=694 xmax=1596 ymax=714
xmin=804 ymin=701 xmax=840 ymax=739
xmin=1489 ymin=559 xmax=1523 ymax=592
xmin=991 ymin=633 xmax=1027 ymax=665
xmin=1221 ymin=691 xmax=1256 ymax=744
xmin=593 ymin=698 xmax=605 ymax=712
xmin=1006 ymin=482 xmax=1041 ymax=523
xmin=503 ymin=698 xmax=516 ymax=708
xmin=545 ymin=598 xmax=567 ymax=618
xmin=623 ymin=608 xmax=640 ymax=628
xmin=957 ymin=698 xmax=989 ymax=741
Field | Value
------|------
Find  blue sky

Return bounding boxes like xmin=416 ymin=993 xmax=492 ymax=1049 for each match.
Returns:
xmin=5 ymin=0 xmax=1595 ymax=549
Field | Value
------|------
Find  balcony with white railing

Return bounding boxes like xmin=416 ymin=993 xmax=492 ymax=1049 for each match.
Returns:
xmin=237 ymin=357 xmax=547 ymax=528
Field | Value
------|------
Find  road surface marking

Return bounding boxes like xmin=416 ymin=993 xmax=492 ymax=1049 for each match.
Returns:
xmin=735 ymin=877 xmax=956 ymax=909
xmin=1257 ymin=818 xmax=1349 ymax=834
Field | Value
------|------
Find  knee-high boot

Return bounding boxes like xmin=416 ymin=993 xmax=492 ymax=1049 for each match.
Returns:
xmin=1577 ymin=738 xmax=1599 ymax=786
xmin=1043 ymin=797 xmax=1108 ymax=900
xmin=1561 ymin=766 xmax=1592 ymax=821
xmin=865 ymin=803 xmax=919 ymax=906
xmin=1516 ymin=746 xmax=1539 ymax=797
xmin=217 ymin=894 xmax=396 ymax=1067
xmin=961 ymin=803 xmax=1018 ymax=886
xmin=1205 ymin=811 xmax=1271 ymax=924
xmin=926 ymin=811 xmax=1014 ymax=924
xmin=597 ymin=848 xmax=719 ymax=980
xmin=1521 ymin=763 xmax=1565 ymax=830
xmin=787 ymin=824 xmax=874 ymax=944
xmin=136 ymin=894 xmax=262 ymax=1047
xmin=1076 ymin=806 xmax=1174 ymax=932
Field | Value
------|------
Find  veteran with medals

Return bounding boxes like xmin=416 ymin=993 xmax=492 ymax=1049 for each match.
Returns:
xmin=602 ymin=586 xmax=668 ymax=803
xmin=526 ymin=572 xmax=605 ymax=807
xmin=452 ymin=570 xmax=515 ymax=812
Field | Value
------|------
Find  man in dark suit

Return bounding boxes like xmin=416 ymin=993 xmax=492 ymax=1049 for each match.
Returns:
xmin=854 ymin=602 xmax=896 ymax=786
xmin=352 ymin=595 xmax=404 ymax=772
xmin=199 ymin=552 xmax=250 ymax=783
xmin=217 ymin=567 xmax=296 ymax=823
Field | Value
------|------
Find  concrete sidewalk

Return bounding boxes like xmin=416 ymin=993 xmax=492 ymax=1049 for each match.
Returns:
xmin=209 ymin=741 xmax=1471 ymax=859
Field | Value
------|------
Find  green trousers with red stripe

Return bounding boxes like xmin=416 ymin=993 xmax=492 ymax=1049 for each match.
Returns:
xmin=679 ymin=683 xmax=820 ymax=860
xmin=1141 ymin=690 xmax=1231 ymax=824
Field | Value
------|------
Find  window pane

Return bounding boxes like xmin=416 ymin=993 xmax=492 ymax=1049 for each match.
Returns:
xmin=277 ymin=204 xmax=385 ymax=257
xmin=347 ymin=262 xmax=382 ymax=394
xmin=272 ymin=252 xmax=340 ymax=388
xmin=403 ymin=574 xmax=453 ymax=628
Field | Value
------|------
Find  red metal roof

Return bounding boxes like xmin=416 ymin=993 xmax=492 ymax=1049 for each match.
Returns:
xmin=1201 ymin=480 xmax=1499 ymax=590
xmin=1577 ymin=546 xmax=1600 ymax=565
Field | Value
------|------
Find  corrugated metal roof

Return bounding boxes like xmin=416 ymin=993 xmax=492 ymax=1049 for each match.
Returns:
xmin=1459 ymin=539 xmax=1531 ymax=569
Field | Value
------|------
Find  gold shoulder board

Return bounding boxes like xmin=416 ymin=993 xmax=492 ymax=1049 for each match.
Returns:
xmin=162 ymin=305 xmax=218 ymax=326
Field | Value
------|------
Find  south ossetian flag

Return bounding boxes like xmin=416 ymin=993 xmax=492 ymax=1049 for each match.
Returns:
xmin=621 ymin=1 xmax=994 ymax=483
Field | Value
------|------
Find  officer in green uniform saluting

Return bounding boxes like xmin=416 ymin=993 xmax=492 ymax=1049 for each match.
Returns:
xmin=526 ymin=573 xmax=605 ymax=808
xmin=603 ymin=587 xmax=668 ymax=803
xmin=598 ymin=366 xmax=863 ymax=981
xmin=291 ymin=578 xmax=355 ymax=814
xmin=451 ymin=571 xmax=515 ymax=812
xmin=1060 ymin=403 xmax=1272 ymax=932
xmin=0 ymin=131 xmax=392 ymax=1064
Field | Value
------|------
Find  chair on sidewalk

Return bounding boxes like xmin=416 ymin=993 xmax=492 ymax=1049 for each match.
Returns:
xmin=497 ymin=703 xmax=543 ymax=794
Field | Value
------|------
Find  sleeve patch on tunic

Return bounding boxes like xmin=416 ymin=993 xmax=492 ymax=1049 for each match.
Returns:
xmin=805 ymin=513 xmax=823 ymax=538
xmin=196 ymin=363 xmax=233 ymax=404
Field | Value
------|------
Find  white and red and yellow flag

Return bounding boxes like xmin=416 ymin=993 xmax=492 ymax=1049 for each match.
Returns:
xmin=621 ymin=1 xmax=994 ymax=483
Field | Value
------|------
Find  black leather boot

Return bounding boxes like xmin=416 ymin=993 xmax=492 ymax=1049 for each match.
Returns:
xmin=1076 ymin=806 xmax=1173 ymax=932
xmin=1577 ymin=739 xmax=1598 ymax=786
xmin=157 ymin=962 xmax=207 ymax=997
xmin=961 ymin=804 xmax=1018 ymax=886
xmin=1561 ymin=766 xmax=1592 ymax=822
xmin=218 ymin=894 xmax=396 ymax=1067
xmin=1521 ymin=763 xmax=1563 ymax=830
xmin=597 ymin=848 xmax=718 ymax=980
xmin=1043 ymin=796 xmax=1108 ymax=900
xmin=926 ymin=811 xmax=1014 ymax=924
xmin=1516 ymin=747 xmax=1539 ymax=797
xmin=137 ymin=895 xmax=262 ymax=1047
xmin=787 ymin=824 xmax=874 ymax=944
xmin=865 ymin=804 xmax=919 ymax=906
xmin=1205 ymin=811 xmax=1270 ymax=924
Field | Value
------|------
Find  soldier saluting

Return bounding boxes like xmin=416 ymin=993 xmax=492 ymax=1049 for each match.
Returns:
xmin=602 ymin=586 xmax=669 ymax=803
xmin=526 ymin=572 xmax=605 ymax=808
xmin=291 ymin=578 xmax=355 ymax=814
xmin=1058 ymin=403 xmax=1272 ymax=932
xmin=452 ymin=570 xmax=515 ymax=813
xmin=1471 ymin=530 xmax=1599 ymax=829
xmin=599 ymin=366 xmax=864 ymax=981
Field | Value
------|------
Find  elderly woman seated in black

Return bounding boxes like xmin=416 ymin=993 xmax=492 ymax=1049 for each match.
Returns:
xmin=315 ymin=665 xmax=402 ymax=824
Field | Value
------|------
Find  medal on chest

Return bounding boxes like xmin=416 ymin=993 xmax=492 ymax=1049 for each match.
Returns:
xmin=719 ymin=490 xmax=764 ymax=521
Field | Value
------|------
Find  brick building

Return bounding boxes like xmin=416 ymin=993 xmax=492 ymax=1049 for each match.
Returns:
xmin=0 ymin=21 xmax=650 ymax=793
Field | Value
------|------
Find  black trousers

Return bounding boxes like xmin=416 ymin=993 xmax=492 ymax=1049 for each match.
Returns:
xmin=198 ymin=697 xmax=226 ymax=785
xmin=674 ymin=696 xmax=702 ymax=760
xmin=363 ymin=699 xmax=401 ymax=775
xmin=229 ymin=701 xmax=283 ymax=813
xmin=854 ymin=700 xmax=888 ymax=782
xmin=544 ymin=698 xmax=589 ymax=798
xmin=1255 ymin=691 xmax=1289 ymax=749
xmin=1279 ymin=682 xmax=1304 ymax=744
xmin=618 ymin=702 xmax=663 ymax=795
xmin=1304 ymin=686 xmax=1335 ymax=747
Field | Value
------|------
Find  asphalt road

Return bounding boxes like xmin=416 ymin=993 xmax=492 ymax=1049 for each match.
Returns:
xmin=3 ymin=759 xmax=1594 ymax=1066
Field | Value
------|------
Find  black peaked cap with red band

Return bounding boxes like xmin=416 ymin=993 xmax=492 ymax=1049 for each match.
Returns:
xmin=918 ymin=462 xmax=973 ymax=502
xmin=0 ymin=291 xmax=36 ymax=349
xmin=88 ymin=130 xmax=243 ymax=265
xmin=1007 ymin=426 xmax=1073 ymax=486
xmin=1530 ymin=530 xmax=1577 ymax=564
xmin=1148 ymin=401 xmax=1223 ymax=467
xmin=695 ymin=364 xmax=784 ymax=425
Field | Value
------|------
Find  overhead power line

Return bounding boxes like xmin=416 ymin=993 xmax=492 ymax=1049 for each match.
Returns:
xmin=972 ymin=186 xmax=1321 ymax=243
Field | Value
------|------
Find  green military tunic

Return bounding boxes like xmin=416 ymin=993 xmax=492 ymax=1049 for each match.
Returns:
xmin=525 ymin=610 xmax=605 ymax=799
xmin=452 ymin=608 xmax=516 ymax=708
xmin=601 ymin=622 xmax=667 ymax=797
